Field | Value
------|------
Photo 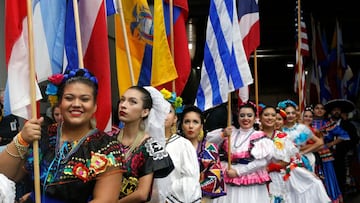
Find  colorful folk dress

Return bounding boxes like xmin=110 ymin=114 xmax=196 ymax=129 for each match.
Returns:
xmin=313 ymin=119 xmax=349 ymax=202
xmin=207 ymin=127 xmax=273 ymax=203
xmin=197 ymin=139 xmax=226 ymax=201
xmin=282 ymin=123 xmax=332 ymax=203
xmin=119 ymin=137 xmax=174 ymax=201
xmin=25 ymin=124 xmax=123 ymax=202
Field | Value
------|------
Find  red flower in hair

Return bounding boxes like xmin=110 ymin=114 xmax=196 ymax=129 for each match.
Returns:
xmin=48 ymin=74 xmax=64 ymax=85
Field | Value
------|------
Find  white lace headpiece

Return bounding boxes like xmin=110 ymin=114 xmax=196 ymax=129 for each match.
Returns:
xmin=143 ymin=86 xmax=170 ymax=147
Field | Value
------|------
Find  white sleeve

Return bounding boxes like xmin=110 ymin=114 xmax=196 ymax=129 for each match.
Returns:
xmin=233 ymin=138 xmax=273 ymax=176
xmin=233 ymin=159 xmax=269 ymax=176
xmin=168 ymin=140 xmax=202 ymax=203
xmin=206 ymin=128 xmax=224 ymax=146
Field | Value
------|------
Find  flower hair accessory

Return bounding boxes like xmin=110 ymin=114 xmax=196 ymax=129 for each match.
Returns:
xmin=276 ymin=107 xmax=287 ymax=119
xmin=239 ymin=100 xmax=257 ymax=113
xmin=45 ymin=68 xmax=98 ymax=107
xmin=277 ymin=99 xmax=297 ymax=110
xmin=160 ymin=88 xmax=184 ymax=113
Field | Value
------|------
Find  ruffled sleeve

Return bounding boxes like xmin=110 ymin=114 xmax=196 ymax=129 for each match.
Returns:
xmin=326 ymin=125 xmax=350 ymax=142
xmin=251 ymin=133 xmax=274 ymax=160
xmin=233 ymin=136 xmax=274 ymax=175
xmin=206 ymin=128 xmax=225 ymax=146
xmin=272 ymin=132 xmax=299 ymax=163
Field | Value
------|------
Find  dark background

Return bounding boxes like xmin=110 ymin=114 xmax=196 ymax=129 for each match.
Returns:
xmin=183 ymin=0 xmax=360 ymax=106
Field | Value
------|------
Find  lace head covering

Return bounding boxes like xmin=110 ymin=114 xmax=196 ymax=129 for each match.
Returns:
xmin=143 ymin=86 xmax=170 ymax=147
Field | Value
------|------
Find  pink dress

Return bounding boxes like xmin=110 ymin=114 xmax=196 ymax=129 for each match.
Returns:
xmin=207 ymin=127 xmax=273 ymax=203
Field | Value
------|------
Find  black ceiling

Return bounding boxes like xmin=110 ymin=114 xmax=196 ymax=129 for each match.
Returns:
xmin=188 ymin=0 xmax=360 ymax=66
xmin=183 ymin=0 xmax=360 ymax=103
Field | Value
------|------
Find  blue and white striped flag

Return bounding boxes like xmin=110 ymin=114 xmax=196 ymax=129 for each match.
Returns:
xmin=195 ymin=0 xmax=253 ymax=111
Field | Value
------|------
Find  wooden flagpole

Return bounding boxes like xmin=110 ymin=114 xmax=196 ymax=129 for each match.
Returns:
xmin=26 ymin=0 xmax=41 ymax=202
xmin=227 ymin=93 xmax=232 ymax=168
xmin=169 ymin=0 xmax=176 ymax=92
xmin=73 ymin=0 xmax=84 ymax=69
xmin=254 ymin=50 xmax=259 ymax=117
xmin=117 ymin=0 xmax=135 ymax=85
xmin=297 ymin=0 xmax=303 ymax=113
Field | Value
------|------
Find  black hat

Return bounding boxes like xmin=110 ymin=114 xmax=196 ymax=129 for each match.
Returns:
xmin=324 ymin=99 xmax=355 ymax=113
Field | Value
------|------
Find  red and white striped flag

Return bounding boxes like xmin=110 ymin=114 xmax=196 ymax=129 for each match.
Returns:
xmin=294 ymin=2 xmax=309 ymax=112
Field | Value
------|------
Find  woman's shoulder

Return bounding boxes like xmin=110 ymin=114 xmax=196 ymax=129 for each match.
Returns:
xmin=87 ymin=129 xmax=119 ymax=143
xmin=84 ymin=129 xmax=121 ymax=154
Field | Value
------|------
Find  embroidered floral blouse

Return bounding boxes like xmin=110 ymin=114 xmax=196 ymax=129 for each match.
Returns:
xmin=119 ymin=137 xmax=174 ymax=200
xmin=25 ymin=123 xmax=123 ymax=202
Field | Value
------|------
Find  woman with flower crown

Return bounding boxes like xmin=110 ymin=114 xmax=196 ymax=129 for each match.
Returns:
xmin=206 ymin=101 xmax=272 ymax=203
xmin=150 ymin=89 xmax=202 ymax=203
xmin=116 ymin=86 xmax=174 ymax=203
xmin=278 ymin=100 xmax=324 ymax=172
xmin=260 ymin=105 xmax=331 ymax=203
xmin=276 ymin=100 xmax=331 ymax=203
xmin=0 ymin=68 xmax=124 ymax=202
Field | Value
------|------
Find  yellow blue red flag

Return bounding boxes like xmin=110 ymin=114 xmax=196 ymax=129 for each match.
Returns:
xmin=114 ymin=0 xmax=177 ymax=96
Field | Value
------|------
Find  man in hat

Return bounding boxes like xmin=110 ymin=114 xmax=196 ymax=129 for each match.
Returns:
xmin=325 ymin=99 xmax=358 ymax=195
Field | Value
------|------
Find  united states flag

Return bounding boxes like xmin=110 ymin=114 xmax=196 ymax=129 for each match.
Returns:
xmin=294 ymin=1 xmax=309 ymax=112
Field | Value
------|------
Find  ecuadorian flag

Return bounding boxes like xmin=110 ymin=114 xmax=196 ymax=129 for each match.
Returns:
xmin=114 ymin=0 xmax=178 ymax=96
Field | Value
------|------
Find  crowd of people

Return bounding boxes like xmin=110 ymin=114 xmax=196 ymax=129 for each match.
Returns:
xmin=0 ymin=68 xmax=359 ymax=203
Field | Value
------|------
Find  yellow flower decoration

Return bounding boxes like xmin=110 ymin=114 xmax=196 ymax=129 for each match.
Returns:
xmin=274 ymin=139 xmax=284 ymax=150
xmin=160 ymin=88 xmax=183 ymax=113
xmin=160 ymin=88 xmax=172 ymax=100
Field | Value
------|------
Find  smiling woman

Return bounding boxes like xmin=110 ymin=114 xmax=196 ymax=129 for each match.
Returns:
xmin=0 ymin=68 xmax=124 ymax=203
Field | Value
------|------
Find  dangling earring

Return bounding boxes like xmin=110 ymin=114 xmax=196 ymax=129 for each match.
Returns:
xmin=139 ymin=119 xmax=145 ymax=131
xmin=198 ymin=129 xmax=204 ymax=141
xmin=171 ymin=124 xmax=177 ymax=134
xmin=90 ymin=117 xmax=97 ymax=129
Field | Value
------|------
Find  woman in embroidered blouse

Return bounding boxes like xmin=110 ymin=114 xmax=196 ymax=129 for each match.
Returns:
xmin=206 ymin=101 xmax=273 ymax=203
xmin=151 ymin=89 xmax=202 ymax=203
xmin=0 ymin=68 xmax=124 ymax=202
xmin=180 ymin=105 xmax=226 ymax=202
xmin=260 ymin=105 xmax=296 ymax=202
xmin=309 ymin=103 xmax=350 ymax=202
xmin=279 ymin=100 xmax=324 ymax=172
xmin=261 ymin=105 xmax=331 ymax=203
xmin=117 ymin=86 xmax=174 ymax=203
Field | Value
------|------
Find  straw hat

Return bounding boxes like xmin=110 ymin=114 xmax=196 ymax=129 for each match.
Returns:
xmin=324 ymin=99 xmax=355 ymax=113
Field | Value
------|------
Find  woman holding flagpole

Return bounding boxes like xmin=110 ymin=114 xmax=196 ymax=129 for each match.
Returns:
xmin=206 ymin=101 xmax=273 ymax=203
xmin=0 ymin=68 xmax=124 ymax=202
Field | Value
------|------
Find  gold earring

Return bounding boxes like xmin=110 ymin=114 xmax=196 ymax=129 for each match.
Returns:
xmin=198 ymin=129 xmax=204 ymax=141
xmin=139 ymin=120 xmax=145 ymax=131
xmin=171 ymin=123 xmax=178 ymax=134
